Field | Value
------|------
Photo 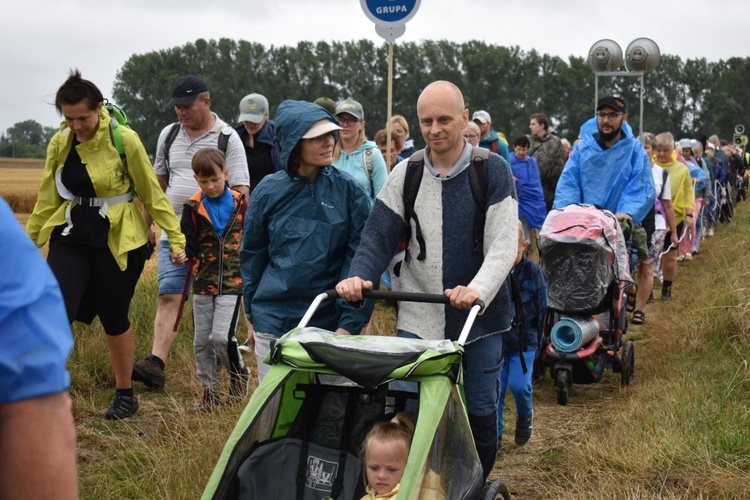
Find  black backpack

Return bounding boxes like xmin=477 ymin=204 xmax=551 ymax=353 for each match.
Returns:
xmin=403 ymin=148 xmax=530 ymax=371
xmin=403 ymin=147 xmax=489 ymax=262
xmin=162 ymin=122 xmax=232 ymax=169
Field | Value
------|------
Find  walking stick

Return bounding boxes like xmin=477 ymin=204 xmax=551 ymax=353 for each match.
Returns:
xmin=173 ymin=260 xmax=194 ymax=332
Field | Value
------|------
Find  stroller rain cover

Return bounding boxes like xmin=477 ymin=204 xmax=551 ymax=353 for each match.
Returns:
xmin=538 ymin=204 xmax=632 ymax=313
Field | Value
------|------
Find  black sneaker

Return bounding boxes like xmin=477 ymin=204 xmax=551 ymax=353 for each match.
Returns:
xmin=132 ymin=355 xmax=165 ymax=389
xmin=229 ymin=367 xmax=249 ymax=399
xmin=105 ymin=394 xmax=139 ymax=420
xmin=515 ymin=413 xmax=533 ymax=445
xmin=661 ymin=286 xmax=672 ymax=301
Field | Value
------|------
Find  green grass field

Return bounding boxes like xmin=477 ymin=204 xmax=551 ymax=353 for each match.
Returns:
xmin=3 ymin=161 xmax=749 ymax=498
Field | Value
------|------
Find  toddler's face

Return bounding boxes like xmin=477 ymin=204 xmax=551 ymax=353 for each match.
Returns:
xmin=365 ymin=441 xmax=407 ymax=495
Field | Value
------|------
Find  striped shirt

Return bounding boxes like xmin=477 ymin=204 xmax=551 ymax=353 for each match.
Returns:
xmin=153 ymin=113 xmax=249 ymax=239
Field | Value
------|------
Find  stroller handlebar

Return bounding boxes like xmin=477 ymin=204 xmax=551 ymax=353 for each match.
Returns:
xmin=296 ymin=290 xmax=484 ymax=345
xmin=324 ymin=288 xmax=484 ymax=309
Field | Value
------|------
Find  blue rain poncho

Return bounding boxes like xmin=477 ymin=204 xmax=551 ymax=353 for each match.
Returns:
xmin=553 ymin=118 xmax=654 ymax=224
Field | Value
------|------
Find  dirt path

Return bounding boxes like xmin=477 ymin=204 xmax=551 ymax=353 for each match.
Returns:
xmin=490 ymin=306 xmax=665 ymax=498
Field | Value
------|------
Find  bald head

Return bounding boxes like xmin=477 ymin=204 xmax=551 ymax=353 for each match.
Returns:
xmin=417 ymin=80 xmax=465 ymax=115
xmin=416 ymin=80 xmax=469 ymax=164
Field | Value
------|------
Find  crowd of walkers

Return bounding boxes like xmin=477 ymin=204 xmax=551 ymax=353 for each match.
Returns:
xmin=6 ymin=68 xmax=749 ymax=497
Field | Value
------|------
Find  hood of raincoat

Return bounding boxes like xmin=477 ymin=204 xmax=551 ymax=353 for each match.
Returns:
xmin=555 ymin=116 xmax=654 ymax=224
xmin=275 ymin=100 xmax=339 ymax=175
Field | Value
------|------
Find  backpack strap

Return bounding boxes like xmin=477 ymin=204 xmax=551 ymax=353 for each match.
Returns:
xmin=363 ymin=147 xmax=375 ymax=199
xmin=403 ymin=150 xmax=426 ymax=261
xmin=403 ymin=147 xmax=490 ymax=261
xmin=218 ymin=126 xmax=233 ymax=154
xmin=468 ymin=147 xmax=490 ymax=253
xmin=509 ymin=271 xmax=529 ymax=374
xmin=104 ymin=101 xmax=137 ymax=198
xmin=162 ymin=122 xmax=181 ymax=169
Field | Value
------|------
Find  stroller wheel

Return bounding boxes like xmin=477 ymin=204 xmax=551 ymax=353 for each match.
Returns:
xmin=620 ymin=340 xmax=635 ymax=387
xmin=479 ymin=480 xmax=511 ymax=500
xmin=555 ymin=369 xmax=570 ymax=405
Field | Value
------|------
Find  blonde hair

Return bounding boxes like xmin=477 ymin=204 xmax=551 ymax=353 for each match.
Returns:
xmin=333 ymin=120 xmax=367 ymax=162
xmin=390 ymin=114 xmax=410 ymax=139
xmin=360 ymin=412 xmax=415 ymax=467
xmin=463 ymin=122 xmax=481 ymax=135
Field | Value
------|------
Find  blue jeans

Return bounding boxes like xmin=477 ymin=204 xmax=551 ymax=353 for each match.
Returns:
xmin=497 ymin=348 xmax=536 ymax=436
xmin=397 ymin=331 xmax=503 ymax=416
xmin=157 ymin=239 xmax=189 ymax=295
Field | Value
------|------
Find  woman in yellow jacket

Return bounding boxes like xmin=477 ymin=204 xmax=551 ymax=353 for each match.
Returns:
xmin=26 ymin=70 xmax=187 ymax=420
xmin=653 ymin=132 xmax=695 ymax=301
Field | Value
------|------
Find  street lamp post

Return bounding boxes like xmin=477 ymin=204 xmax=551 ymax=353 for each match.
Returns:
xmin=588 ymin=38 xmax=661 ymax=139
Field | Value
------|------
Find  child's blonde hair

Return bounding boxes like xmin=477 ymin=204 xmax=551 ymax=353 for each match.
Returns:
xmin=360 ymin=412 xmax=415 ymax=466
xmin=191 ymin=147 xmax=226 ymax=177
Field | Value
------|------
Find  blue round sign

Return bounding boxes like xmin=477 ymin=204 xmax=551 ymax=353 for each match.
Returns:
xmin=360 ymin=0 xmax=420 ymax=26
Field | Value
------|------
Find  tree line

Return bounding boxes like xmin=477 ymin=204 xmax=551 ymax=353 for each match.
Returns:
xmin=4 ymin=38 xmax=750 ymax=158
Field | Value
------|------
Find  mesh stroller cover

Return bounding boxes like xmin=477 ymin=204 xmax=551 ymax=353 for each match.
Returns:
xmin=539 ymin=204 xmax=632 ymax=313
xmin=203 ymin=327 xmax=484 ymax=500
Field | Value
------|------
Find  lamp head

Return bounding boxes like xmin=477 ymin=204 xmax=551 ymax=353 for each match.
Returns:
xmin=588 ymin=39 xmax=623 ymax=72
xmin=625 ymin=38 xmax=661 ymax=72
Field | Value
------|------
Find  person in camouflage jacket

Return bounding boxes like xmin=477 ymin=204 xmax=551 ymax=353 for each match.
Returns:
xmin=181 ymin=148 xmax=249 ymax=410
xmin=528 ymin=113 xmax=566 ymax=211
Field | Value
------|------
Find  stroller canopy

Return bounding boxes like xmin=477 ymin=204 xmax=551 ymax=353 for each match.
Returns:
xmin=539 ymin=204 xmax=632 ymax=313
xmin=269 ymin=327 xmax=463 ymax=389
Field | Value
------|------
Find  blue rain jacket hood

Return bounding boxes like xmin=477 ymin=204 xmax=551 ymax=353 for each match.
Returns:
xmin=276 ymin=100 xmax=338 ymax=175
xmin=240 ymin=100 xmax=372 ymax=336
xmin=553 ymin=117 xmax=655 ymax=224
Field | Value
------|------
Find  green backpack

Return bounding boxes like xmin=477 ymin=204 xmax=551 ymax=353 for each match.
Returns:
xmin=104 ymin=99 xmax=136 ymax=196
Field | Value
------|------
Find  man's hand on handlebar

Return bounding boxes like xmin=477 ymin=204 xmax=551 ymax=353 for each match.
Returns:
xmin=444 ymin=286 xmax=481 ymax=309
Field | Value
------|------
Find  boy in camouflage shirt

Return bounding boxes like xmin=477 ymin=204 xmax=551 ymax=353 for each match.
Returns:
xmin=181 ymin=147 xmax=248 ymax=411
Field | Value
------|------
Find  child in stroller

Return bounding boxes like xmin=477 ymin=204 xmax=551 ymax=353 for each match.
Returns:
xmin=202 ymin=291 xmax=510 ymax=500
xmin=538 ymin=205 xmax=636 ymax=405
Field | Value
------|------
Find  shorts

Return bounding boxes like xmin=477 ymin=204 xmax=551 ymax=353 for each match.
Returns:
xmin=157 ymin=238 xmax=189 ymax=295
xmin=645 ymin=229 xmax=666 ymax=266
xmin=47 ymin=239 xmax=148 ymax=335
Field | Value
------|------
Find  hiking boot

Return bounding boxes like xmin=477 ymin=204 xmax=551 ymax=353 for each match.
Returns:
xmin=661 ymin=285 xmax=672 ymax=301
xmin=229 ymin=367 xmax=250 ymax=399
xmin=132 ymin=355 xmax=165 ymax=389
xmin=105 ymin=393 xmax=139 ymax=420
xmin=198 ymin=388 xmax=221 ymax=413
xmin=515 ymin=413 xmax=533 ymax=445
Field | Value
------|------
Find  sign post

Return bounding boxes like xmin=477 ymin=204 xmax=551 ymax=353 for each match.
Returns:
xmin=360 ymin=0 xmax=421 ymax=170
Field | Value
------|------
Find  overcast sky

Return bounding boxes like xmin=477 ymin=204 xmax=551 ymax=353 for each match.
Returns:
xmin=2 ymin=0 xmax=748 ymax=134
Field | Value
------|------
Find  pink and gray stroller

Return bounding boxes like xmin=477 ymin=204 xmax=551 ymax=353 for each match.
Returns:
xmin=538 ymin=205 xmax=635 ymax=405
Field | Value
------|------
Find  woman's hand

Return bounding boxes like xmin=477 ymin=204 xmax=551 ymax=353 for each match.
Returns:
xmin=170 ymin=249 xmax=187 ymax=266
xmin=336 ymin=277 xmax=372 ymax=302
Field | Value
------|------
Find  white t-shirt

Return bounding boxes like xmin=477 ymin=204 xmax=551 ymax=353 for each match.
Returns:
xmin=652 ymin=164 xmax=672 ymax=231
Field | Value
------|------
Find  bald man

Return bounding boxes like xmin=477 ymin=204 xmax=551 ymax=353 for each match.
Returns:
xmin=337 ymin=80 xmax=518 ymax=478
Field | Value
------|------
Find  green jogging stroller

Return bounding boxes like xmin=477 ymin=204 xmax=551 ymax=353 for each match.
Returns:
xmin=202 ymin=290 xmax=510 ymax=500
